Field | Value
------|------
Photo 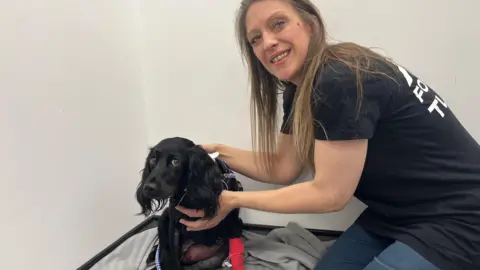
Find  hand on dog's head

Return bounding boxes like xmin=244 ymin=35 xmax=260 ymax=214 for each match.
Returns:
xmin=136 ymin=137 xmax=223 ymax=219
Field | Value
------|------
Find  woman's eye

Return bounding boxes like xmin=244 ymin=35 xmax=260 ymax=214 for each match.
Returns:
xmin=273 ymin=20 xmax=285 ymax=29
xmin=250 ymin=35 xmax=259 ymax=45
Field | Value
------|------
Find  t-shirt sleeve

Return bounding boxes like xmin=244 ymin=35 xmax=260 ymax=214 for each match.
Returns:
xmin=312 ymin=63 xmax=391 ymax=140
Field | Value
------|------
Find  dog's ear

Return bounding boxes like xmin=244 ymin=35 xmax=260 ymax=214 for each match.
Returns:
xmin=187 ymin=146 xmax=223 ymax=219
xmin=136 ymin=147 xmax=155 ymax=216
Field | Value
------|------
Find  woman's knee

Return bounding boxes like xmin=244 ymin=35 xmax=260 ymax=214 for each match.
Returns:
xmin=314 ymin=223 xmax=393 ymax=270
xmin=363 ymin=241 xmax=440 ymax=270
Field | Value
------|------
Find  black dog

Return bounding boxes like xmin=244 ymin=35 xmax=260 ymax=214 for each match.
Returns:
xmin=136 ymin=137 xmax=244 ymax=269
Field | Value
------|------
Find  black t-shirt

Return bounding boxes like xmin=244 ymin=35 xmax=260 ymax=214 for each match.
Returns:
xmin=281 ymin=59 xmax=480 ymax=270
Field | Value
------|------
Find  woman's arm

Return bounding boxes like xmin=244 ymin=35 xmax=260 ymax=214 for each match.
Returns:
xmin=177 ymin=138 xmax=368 ymax=231
xmin=213 ymin=133 xmax=303 ymax=185
xmin=225 ymin=138 xmax=367 ymax=213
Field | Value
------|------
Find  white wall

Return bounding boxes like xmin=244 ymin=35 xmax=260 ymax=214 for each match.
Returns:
xmin=0 ymin=1 xmax=148 ymax=269
xmin=1 ymin=0 xmax=479 ymax=269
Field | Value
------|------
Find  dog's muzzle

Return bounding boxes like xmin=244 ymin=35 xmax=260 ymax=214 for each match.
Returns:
xmin=142 ymin=182 xmax=158 ymax=197
xmin=143 ymin=179 xmax=176 ymax=199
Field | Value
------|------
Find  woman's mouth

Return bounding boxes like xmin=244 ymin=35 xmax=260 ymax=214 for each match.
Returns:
xmin=270 ymin=50 xmax=290 ymax=65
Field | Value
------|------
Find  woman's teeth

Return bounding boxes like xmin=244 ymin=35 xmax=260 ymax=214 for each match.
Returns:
xmin=272 ymin=51 xmax=289 ymax=63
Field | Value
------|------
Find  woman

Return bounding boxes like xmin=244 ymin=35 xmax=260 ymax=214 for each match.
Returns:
xmin=176 ymin=0 xmax=480 ymax=269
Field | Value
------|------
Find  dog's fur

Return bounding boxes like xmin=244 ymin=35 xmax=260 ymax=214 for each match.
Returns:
xmin=136 ymin=137 xmax=243 ymax=269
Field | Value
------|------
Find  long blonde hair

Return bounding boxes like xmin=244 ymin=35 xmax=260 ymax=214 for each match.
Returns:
xmin=235 ymin=0 xmax=397 ymax=175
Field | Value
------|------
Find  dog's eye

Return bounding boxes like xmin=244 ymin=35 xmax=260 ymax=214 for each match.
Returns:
xmin=149 ymin=158 xmax=157 ymax=167
xmin=170 ymin=158 xmax=179 ymax=166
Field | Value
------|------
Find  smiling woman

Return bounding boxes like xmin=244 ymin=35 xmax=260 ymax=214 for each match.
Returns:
xmin=176 ymin=0 xmax=480 ymax=270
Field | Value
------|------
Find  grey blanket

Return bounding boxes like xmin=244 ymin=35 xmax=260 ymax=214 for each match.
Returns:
xmin=90 ymin=227 xmax=158 ymax=270
xmin=241 ymin=222 xmax=334 ymax=270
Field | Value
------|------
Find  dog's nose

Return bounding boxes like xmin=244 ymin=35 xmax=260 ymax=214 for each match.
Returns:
xmin=143 ymin=182 xmax=157 ymax=196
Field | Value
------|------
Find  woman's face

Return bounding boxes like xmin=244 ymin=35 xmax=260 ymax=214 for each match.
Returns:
xmin=245 ymin=0 xmax=312 ymax=85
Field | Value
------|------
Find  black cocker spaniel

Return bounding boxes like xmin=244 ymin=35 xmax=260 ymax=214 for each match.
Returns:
xmin=136 ymin=137 xmax=244 ymax=269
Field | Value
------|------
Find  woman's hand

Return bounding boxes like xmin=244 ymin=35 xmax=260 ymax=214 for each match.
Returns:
xmin=200 ymin=143 xmax=220 ymax=154
xmin=175 ymin=190 xmax=237 ymax=231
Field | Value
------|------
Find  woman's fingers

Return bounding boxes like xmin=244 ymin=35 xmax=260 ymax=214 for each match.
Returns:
xmin=175 ymin=206 xmax=210 ymax=231
xmin=179 ymin=218 xmax=212 ymax=231
xmin=175 ymin=206 xmax=205 ymax=218
xmin=200 ymin=143 xmax=218 ymax=153
xmin=175 ymin=191 xmax=231 ymax=231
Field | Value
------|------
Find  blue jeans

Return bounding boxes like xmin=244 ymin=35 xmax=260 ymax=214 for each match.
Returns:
xmin=314 ymin=223 xmax=440 ymax=270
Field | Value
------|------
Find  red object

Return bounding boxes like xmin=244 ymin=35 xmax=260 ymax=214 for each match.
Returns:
xmin=228 ymin=237 xmax=245 ymax=270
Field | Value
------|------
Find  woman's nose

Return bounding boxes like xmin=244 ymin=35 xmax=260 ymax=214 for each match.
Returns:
xmin=262 ymin=32 xmax=278 ymax=50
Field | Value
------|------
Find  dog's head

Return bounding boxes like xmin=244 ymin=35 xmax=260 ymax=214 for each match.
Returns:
xmin=136 ymin=137 xmax=224 ymax=218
